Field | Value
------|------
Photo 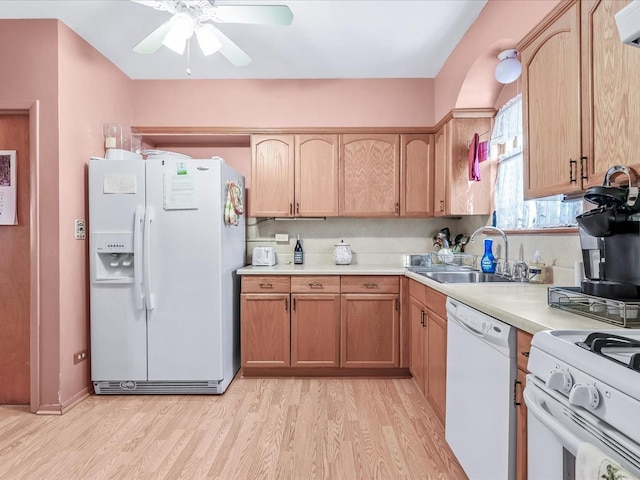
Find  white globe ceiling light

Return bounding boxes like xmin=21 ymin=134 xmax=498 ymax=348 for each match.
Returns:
xmin=495 ymin=49 xmax=522 ymax=84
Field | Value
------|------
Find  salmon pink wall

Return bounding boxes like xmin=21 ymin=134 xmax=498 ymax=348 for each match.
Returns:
xmin=0 ymin=19 xmax=61 ymax=411
xmin=132 ymin=79 xmax=435 ymax=128
xmin=435 ymin=0 xmax=560 ymax=122
xmin=57 ymin=23 xmax=133 ymax=407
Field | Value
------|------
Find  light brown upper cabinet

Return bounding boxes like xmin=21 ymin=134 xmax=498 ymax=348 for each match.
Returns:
xmin=401 ymin=134 xmax=434 ymax=217
xmin=581 ymin=0 xmax=640 ymax=187
xmin=433 ymin=114 xmax=493 ymax=217
xmin=520 ymin=2 xmax=582 ymax=199
xmin=340 ymin=134 xmax=400 ymax=217
xmin=521 ymin=0 xmax=640 ymax=198
xmin=250 ymin=134 xmax=339 ymax=217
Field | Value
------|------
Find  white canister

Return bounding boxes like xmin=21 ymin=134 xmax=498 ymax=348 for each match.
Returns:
xmin=333 ymin=240 xmax=352 ymax=265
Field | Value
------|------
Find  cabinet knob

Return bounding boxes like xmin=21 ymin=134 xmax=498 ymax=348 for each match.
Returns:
xmin=308 ymin=283 xmax=323 ymax=288
xmin=259 ymin=283 xmax=273 ymax=289
xmin=289 ymin=203 xmax=293 ymax=215
xmin=439 ymin=199 xmax=445 ymax=211
xmin=284 ymin=298 xmax=288 ymax=311
xmin=569 ymin=159 xmax=577 ymax=183
xmin=296 ymin=202 xmax=300 ymax=215
xmin=395 ymin=202 xmax=399 ymax=213
xmin=363 ymin=283 xmax=378 ymax=288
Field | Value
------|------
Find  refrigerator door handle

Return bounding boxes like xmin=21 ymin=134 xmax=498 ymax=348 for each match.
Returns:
xmin=133 ymin=206 xmax=145 ymax=310
xmin=143 ymin=206 xmax=155 ymax=310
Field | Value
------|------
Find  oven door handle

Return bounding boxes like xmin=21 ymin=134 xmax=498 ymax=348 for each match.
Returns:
xmin=524 ymin=383 xmax=581 ymax=454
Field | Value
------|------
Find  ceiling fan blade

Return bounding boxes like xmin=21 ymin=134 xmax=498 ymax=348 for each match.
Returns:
xmin=130 ymin=0 xmax=178 ymax=13
xmin=211 ymin=26 xmax=251 ymax=66
xmin=210 ymin=5 xmax=294 ymax=25
xmin=133 ymin=21 xmax=171 ymax=54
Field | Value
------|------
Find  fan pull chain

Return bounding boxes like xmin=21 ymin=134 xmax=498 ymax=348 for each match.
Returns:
xmin=186 ymin=39 xmax=191 ymax=76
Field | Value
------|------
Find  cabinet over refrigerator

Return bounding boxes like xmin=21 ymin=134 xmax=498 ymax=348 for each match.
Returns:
xmin=89 ymin=154 xmax=245 ymax=394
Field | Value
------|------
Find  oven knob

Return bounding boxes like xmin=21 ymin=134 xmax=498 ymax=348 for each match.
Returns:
xmin=569 ymin=383 xmax=600 ymax=410
xmin=547 ymin=369 xmax=573 ymax=393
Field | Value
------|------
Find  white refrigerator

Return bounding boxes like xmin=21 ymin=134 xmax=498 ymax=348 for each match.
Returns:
xmin=89 ymin=155 xmax=245 ymax=394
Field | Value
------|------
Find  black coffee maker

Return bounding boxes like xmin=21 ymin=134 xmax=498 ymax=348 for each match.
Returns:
xmin=576 ymin=166 xmax=640 ymax=299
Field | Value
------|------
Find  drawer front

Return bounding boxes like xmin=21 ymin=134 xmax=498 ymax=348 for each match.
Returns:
xmin=291 ymin=275 xmax=340 ymax=293
xmin=517 ymin=330 xmax=533 ymax=372
xmin=424 ymin=286 xmax=446 ymax=318
xmin=242 ymin=276 xmax=290 ymax=293
xmin=341 ymin=276 xmax=400 ymax=294
xmin=408 ymin=279 xmax=426 ymax=304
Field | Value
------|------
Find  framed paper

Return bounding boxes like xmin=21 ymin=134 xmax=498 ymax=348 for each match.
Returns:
xmin=0 ymin=150 xmax=17 ymax=225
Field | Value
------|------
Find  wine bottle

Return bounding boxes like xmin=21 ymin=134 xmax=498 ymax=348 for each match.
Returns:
xmin=294 ymin=234 xmax=304 ymax=265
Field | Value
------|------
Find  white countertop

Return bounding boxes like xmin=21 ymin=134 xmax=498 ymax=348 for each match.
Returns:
xmin=237 ymin=264 xmax=620 ymax=335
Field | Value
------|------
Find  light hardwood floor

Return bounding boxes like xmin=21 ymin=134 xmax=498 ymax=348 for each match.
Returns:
xmin=0 ymin=377 xmax=467 ymax=480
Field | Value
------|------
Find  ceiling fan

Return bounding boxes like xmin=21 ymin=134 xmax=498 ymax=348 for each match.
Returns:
xmin=131 ymin=0 xmax=294 ymax=67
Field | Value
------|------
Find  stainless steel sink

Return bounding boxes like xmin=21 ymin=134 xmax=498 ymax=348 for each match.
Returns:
xmin=417 ymin=270 xmax=516 ymax=283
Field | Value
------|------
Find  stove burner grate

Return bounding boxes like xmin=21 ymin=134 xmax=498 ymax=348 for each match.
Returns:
xmin=576 ymin=332 xmax=640 ymax=371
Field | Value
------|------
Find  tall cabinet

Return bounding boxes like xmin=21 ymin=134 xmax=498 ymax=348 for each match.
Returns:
xmin=520 ymin=0 xmax=640 ymax=198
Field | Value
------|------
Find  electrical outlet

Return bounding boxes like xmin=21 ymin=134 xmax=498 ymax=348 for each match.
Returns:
xmin=73 ymin=350 xmax=88 ymax=364
xmin=75 ymin=219 xmax=86 ymax=240
xmin=275 ymin=233 xmax=289 ymax=242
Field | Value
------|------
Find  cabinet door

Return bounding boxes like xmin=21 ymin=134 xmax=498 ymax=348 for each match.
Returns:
xmin=521 ymin=1 xmax=582 ymax=198
xmin=250 ymin=135 xmax=295 ymax=217
xmin=295 ymin=134 xmax=339 ymax=216
xmin=241 ymin=293 xmax=290 ymax=367
xmin=516 ymin=368 xmax=528 ymax=480
xmin=409 ymin=297 xmax=426 ymax=394
xmin=401 ymin=134 xmax=434 ymax=217
xmin=447 ymin=117 xmax=493 ymax=216
xmin=427 ymin=310 xmax=447 ymax=422
xmin=341 ymin=294 xmax=399 ymax=368
xmin=433 ymin=123 xmax=449 ymax=217
xmin=582 ymin=0 xmax=640 ymax=187
xmin=340 ymin=134 xmax=400 ymax=217
xmin=291 ymin=294 xmax=340 ymax=367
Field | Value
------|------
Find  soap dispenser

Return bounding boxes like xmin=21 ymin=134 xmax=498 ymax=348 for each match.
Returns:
xmin=480 ymin=238 xmax=497 ymax=274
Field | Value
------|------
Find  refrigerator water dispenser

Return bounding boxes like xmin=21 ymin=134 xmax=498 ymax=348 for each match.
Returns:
xmin=92 ymin=232 xmax=135 ymax=283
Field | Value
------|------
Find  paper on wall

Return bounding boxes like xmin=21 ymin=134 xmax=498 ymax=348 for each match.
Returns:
xmin=0 ymin=150 xmax=18 ymax=225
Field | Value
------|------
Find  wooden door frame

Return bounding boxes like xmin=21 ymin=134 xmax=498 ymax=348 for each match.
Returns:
xmin=0 ymin=100 xmax=41 ymax=412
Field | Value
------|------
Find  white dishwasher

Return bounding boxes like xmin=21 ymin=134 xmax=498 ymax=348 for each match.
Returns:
xmin=445 ymin=297 xmax=517 ymax=480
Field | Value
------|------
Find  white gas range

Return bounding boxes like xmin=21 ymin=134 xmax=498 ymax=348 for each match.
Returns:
xmin=525 ymin=329 xmax=640 ymax=480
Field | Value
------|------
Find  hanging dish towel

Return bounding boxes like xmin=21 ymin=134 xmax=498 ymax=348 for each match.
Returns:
xmin=575 ymin=442 xmax=640 ymax=480
xmin=468 ymin=132 xmax=481 ymax=181
xmin=224 ymin=180 xmax=245 ymax=226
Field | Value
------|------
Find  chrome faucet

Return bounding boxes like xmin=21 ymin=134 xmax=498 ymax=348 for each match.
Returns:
xmin=512 ymin=260 xmax=529 ymax=282
xmin=469 ymin=226 xmax=510 ymax=277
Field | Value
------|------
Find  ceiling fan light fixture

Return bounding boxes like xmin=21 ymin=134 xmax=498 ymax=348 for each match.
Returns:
xmin=195 ymin=24 xmax=222 ymax=56
xmin=162 ymin=12 xmax=195 ymax=54
xmin=495 ymin=49 xmax=522 ymax=84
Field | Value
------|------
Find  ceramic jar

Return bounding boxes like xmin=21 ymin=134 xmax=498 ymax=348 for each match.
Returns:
xmin=333 ymin=240 xmax=352 ymax=265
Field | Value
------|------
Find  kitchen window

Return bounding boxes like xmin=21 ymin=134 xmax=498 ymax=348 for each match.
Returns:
xmin=492 ymin=94 xmax=582 ymax=230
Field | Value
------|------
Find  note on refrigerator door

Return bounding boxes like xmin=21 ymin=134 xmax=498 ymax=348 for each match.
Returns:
xmin=163 ymin=174 xmax=198 ymax=210
xmin=103 ymin=174 xmax=137 ymax=194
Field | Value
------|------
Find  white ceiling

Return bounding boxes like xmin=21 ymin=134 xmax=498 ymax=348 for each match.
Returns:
xmin=0 ymin=0 xmax=488 ymax=80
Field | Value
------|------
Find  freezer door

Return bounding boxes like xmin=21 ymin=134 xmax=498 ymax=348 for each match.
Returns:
xmin=89 ymin=159 xmax=147 ymax=381
xmin=144 ymin=158 xmax=224 ymax=381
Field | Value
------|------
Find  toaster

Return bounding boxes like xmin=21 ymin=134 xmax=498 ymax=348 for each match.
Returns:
xmin=252 ymin=246 xmax=277 ymax=266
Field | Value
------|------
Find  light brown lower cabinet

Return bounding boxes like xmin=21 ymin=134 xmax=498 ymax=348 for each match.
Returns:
xmin=408 ymin=279 xmax=448 ymax=423
xmin=291 ymin=293 xmax=340 ymax=367
xmin=240 ymin=293 xmax=291 ymax=367
xmin=241 ymin=275 xmax=404 ymax=374
xmin=340 ymin=276 xmax=400 ymax=368
xmin=516 ymin=330 xmax=533 ymax=480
